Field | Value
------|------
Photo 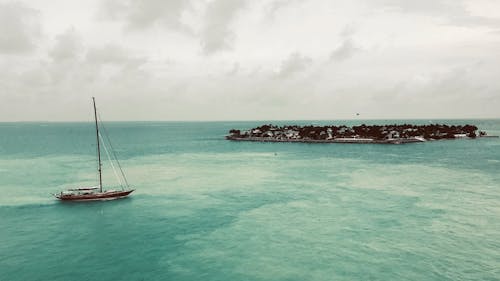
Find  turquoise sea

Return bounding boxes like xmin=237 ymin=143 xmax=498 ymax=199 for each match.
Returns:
xmin=1 ymin=120 xmax=499 ymax=281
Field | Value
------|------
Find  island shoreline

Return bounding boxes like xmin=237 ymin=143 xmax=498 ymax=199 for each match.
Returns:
xmin=226 ymin=123 xmax=496 ymax=144
xmin=227 ymin=136 xmax=427 ymax=144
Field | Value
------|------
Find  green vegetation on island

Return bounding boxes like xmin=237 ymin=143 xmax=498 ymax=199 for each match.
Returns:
xmin=226 ymin=123 xmax=489 ymax=144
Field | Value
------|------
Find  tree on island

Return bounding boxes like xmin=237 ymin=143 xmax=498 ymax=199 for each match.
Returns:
xmin=227 ymin=123 xmax=483 ymax=142
xmin=229 ymin=129 xmax=241 ymax=137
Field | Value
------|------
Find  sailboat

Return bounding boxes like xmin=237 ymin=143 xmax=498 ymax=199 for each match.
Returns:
xmin=54 ymin=97 xmax=134 ymax=201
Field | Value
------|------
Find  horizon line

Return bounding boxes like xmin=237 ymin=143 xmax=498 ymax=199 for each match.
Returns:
xmin=1 ymin=117 xmax=500 ymax=123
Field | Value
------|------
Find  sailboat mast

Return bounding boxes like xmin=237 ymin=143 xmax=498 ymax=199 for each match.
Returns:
xmin=93 ymin=97 xmax=103 ymax=192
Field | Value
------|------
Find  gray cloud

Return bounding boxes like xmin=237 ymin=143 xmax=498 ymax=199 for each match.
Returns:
xmin=276 ymin=52 xmax=313 ymax=79
xmin=100 ymin=0 xmax=191 ymax=31
xmin=0 ymin=2 xmax=41 ymax=54
xmin=330 ymin=25 xmax=360 ymax=61
xmin=408 ymin=64 xmax=492 ymax=100
xmin=265 ymin=0 xmax=305 ymax=19
xmin=0 ymin=28 xmax=155 ymax=120
xmin=201 ymin=0 xmax=246 ymax=55
xmin=371 ymin=0 xmax=500 ymax=28
xmin=99 ymin=0 xmax=247 ymax=55
xmin=86 ymin=44 xmax=146 ymax=67
xmin=2 ymin=0 xmax=500 ymax=121
xmin=85 ymin=45 xmax=150 ymax=95
xmin=372 ymin=0 xmax=460 ymax=14
xmin=362 ymin=60 xmax=500 ymax=117
xmin=448 ymin=15 xmax=500 ymax=28
xmin=49 ymin=28 xmax=82 ymax=61
xmin=330 ymin=38 xmax=359 ymax=61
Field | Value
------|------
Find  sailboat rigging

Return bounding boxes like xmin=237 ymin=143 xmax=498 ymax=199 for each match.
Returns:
xmin=54 ymin=97 xmax=134 ymax=201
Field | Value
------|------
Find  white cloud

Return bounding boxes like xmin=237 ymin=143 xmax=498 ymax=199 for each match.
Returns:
xmin=0 ymin=2 xmax=41 ymax=54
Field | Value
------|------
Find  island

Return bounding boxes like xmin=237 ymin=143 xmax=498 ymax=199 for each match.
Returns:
xmin=226 ymin=123 xmax=491 ymax=144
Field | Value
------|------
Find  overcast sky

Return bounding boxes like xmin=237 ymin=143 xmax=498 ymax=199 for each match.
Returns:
xmin=1 ymin=0 xmax=500 ymax=121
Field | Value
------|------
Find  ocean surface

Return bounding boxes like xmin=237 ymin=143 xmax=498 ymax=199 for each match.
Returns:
xmin=1 ymin=120 xmax=499 ymax=281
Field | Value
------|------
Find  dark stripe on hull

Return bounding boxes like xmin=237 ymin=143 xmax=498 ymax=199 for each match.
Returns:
xmin=56 ymin=190 xmax=134 ymax=202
